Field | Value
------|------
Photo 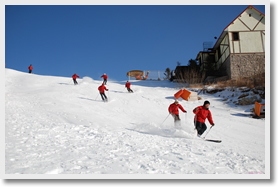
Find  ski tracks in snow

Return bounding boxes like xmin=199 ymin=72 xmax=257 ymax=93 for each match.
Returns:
xmin=5 ymin=69 xmax=265 ymax=174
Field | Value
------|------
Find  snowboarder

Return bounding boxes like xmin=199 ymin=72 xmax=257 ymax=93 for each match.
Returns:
xmin=101 ymin=73 xmax=108 ymax=85
xmin=193 ymin=100 xmax=215 ymax=137
xmin=98 ymin=83 xmax=108 ymax=102
xmin=28 ymin=64 xmax=33 ymax=74
xmin=168 ymin=100 xmax=187 ymax=129
xmin=125 ymin=81 xmax=133 ymax=93
xmin=72 ymin=73 xmax=80 ymax=85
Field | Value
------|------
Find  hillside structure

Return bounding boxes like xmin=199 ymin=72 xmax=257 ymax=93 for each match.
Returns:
xmin=196 ymin=5 xmax=265 ymax=80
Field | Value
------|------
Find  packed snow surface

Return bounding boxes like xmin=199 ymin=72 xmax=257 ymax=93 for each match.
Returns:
xmin=5 ymin=69 xmax=265 ymax=175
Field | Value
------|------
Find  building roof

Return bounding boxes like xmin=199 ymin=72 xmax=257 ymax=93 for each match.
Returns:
xmin=212 ymin=5 xmax=265 ymax=49
xmin=195 ymin=50 xmax=216 ymax=60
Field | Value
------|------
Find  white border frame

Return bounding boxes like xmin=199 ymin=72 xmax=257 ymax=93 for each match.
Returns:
xmin=2 ymin=0 xmax=271 ymax=181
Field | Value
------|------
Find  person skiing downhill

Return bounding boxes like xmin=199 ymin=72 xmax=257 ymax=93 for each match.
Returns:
xmin=101 ymin=73 xmax=108 ymax=85
xmin=28 ymin=64 xmax=33 ymax=74
xmin=193 ymin=100 xmax=215 ymax=137
xmin=72 ymin=73 xmax=80 ymax=85
xmin=125 ymin=81 xmax=133 ymax=93
xmin=168 ymin=100 xmax=187 ymax=129
xmin=98 ymin=83 xmax=108 ymax=102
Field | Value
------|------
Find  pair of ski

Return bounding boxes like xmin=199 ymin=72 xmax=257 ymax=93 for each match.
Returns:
xmin=201 ymin=137 xmax=222 ymax=143
xmin=193 ymin=120 xmax=222 ymax=143
xmin=197 ymin=131 xmax=222 ymax=143
xmin=174 ymin=126 xmax=222 ymax=143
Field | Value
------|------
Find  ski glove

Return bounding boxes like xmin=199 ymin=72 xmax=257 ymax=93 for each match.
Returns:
xmin=211 ymin=123 xmax=215 ymax=126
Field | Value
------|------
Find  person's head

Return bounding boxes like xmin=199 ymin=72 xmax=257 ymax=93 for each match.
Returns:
xmin=174 ymin=100 xmax=179 ymax=105
xmin=104 ymin=73 xmax=106 ymax=75
xmin=127 ymin=81 xmax=129 ymax=82
xmin=204 ymin=100 xmax=210 ymax=109
xmin=102 ymin=83 xmax=104 ymax=86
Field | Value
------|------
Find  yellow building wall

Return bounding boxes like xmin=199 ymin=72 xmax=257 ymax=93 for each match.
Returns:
xmin=233 ymin=41 xmax=240 ymax=53
xmin=227 ymin=8 xmax=264 ymax=32
xmin=228 ymin=19 xmax=249 ymax=32
xmin=255 ymin=19 xmax=265 ymax=30
xmin=240 ymin=31 xmax=264 ymax=53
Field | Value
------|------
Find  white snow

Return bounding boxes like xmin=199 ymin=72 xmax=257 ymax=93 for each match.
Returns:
xmin=5 ymin=68 xmax=266 ymax=178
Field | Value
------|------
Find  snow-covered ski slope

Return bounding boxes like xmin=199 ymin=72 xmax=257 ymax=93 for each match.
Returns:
xmin=5 ymin=68 xmax=267 ymax=178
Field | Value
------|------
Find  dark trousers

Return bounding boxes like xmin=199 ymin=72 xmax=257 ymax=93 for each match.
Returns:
xmin=172 ymin=114 xmax=180 ymax=121
xmin=103 ymin=79 xmax=107 ymax=85
xmin=172 ymin=114 xmax=181 ymax=129
xmin=29 ymin=70 xmax=32 ymax=74
xmin=127 ymin=88 xmax=133 ymax=93
xmin=195 ymin=121 xmax=207 ymax=136
xmin=73 ymin=79 xmax=78 ymax=85
xmin=100 ymin=93 xmax=107 ymax=101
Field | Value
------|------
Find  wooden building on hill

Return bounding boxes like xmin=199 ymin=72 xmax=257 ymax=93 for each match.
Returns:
xmin=196 ymin=5 xmax=265 ymax=80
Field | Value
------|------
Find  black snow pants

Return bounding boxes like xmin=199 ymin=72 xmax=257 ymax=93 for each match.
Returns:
xmin=100 ymin=93 xmax=107 ymax=101
xmin=73 ymin=78 xmax=78 ymax=85
xmin=195 ymin=121 xmax=207 ymax=136
xmin=172 ymin=114 xmax=180 ymax=122
xmin=172 ymin=114 xmax=181 ymax=129
xmin=29 ymin=70 xmax=32 ymax=74
xmin=127 ymin=88 xmax=133 ymax=93
xmin=103 ymin=79 xmax=107 ymax=85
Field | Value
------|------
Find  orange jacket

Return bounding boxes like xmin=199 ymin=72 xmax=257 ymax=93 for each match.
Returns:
xmin=125 ymin=82 xmax=131 ymax=88
xmin=98 ymin=84 xmax=108 ymax=93
xmin=72 ymin=74 xmax=79 ymax=79
xmin=168 ymin=103 xmax=186 ymax=115
xmin=193 ymin=106 xmax=214 ymax=125
xmin=101 ymin=75 xmax=108 ymax=80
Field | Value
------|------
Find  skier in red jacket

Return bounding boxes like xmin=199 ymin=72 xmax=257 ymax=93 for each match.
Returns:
xmin=98 ymin=83 xmax=108 ymax=102
xmin=72 ymin=73 xmax=80 ymax=85
xmin=193 ymin=100 xmax=215 ymax=137
xmin=101 ymin=73 xmax=108 ymax=85
xmin=168 ymin=100 xmax=187 ymax=128
xmin=28 ymin=64 xmax=33 ymax=74
xmin=125 ymin=81 xmax=133 ymax=93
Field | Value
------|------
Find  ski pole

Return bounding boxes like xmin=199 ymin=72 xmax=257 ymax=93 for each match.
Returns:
xmin=194 ymin=114 xmax=197 ymax=130
xmin=184 ymin=112 xmax=187 ymax=126
xmin=95 ymin=94 xmax=99 ymax=101
xmin=203 ymin=126 xmax=213 ymax=139
xmin=161 ymin=113 xmax=171 ymax=126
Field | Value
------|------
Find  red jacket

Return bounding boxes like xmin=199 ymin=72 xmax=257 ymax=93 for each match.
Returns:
xmin=28 ymin=66 xmax=33 ymax=70
xmin=72 ymin=74 xmax=79 ymax=79
xmin=193 ymin=106 xmax=214 ymax=125
xmin=168 ymin=103 xmax=186 ymax=115
xmin=98 ymin=84 xmax=108 ymax=93
xmin=101 ymin=75 xmax=108 ymax=80
xmin=125 ymin=82 xmax=131 ymax=88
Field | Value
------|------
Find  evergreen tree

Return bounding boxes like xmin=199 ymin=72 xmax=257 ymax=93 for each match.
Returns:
xmin=164 ymin=68 xmax=171 ymax=80
xmin=188 ymin=59 xmax=199 ymax=71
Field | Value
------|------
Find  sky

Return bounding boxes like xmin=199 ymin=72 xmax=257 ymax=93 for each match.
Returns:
xmin=5 ymin=5 xmax=265 ymax=81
